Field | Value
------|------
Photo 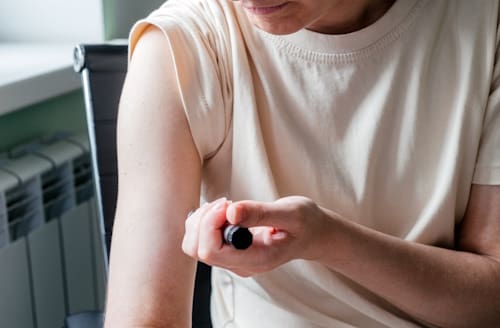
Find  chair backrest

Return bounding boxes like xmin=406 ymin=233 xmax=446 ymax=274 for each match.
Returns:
xmin=73 ymin=44 xmax=126 ymax=256
xmin=74 ymin=43 xmax=212 ymax=328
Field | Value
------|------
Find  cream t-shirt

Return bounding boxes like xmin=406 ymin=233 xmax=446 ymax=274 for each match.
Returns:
xmin=130 ymin=0 xmax=500 ymax=327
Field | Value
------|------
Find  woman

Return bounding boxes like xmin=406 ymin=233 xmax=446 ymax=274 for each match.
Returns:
xmin=105 ymin=0 xmax=500 ymax=327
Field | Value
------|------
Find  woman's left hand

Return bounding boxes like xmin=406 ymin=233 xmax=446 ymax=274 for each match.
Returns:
xmin=181 ymin=196 xmax=336 ymax=277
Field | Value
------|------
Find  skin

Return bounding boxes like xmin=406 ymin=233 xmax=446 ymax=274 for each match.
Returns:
xmin=105 ymin=0 xmax=500 ymax=327
xmin=105 ymin=26 xmax=201 ymax=327
xmin=237 ymin=0 xmax=396 ymax=35
xmin=183 ymin=189 xmax=500 ymax=327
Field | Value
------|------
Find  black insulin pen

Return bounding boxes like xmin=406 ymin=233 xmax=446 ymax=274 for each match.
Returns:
xmin=223 ymin=225 xmax=253 ymax=250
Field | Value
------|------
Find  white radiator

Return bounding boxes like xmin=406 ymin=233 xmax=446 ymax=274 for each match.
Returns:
xmin=0 ymin=132 xmax=105 ymax=328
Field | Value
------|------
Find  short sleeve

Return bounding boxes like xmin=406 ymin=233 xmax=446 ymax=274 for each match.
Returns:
xmin=128 ymin=0 xmax=233 ymax=162
xmin=473 ymin=21 xmax=500 ymax=185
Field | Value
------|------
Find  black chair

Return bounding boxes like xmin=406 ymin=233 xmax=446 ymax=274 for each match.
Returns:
xmin=63 ymin=311 xmax=104 ymax=328
xmin=71 ymin=43 xmax=212 ymax=328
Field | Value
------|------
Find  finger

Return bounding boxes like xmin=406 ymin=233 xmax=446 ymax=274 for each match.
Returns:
xmin=197 ymin=198 xmax=229 ymax=261
xmin=226 ymin=200 xmax=298 ymax=231
xmin=228 ymin=268 xmax=254 ymax=278
xmin=209 ymin=227 xmax=291 ymax=272
xmin=213 ymin=242 xmax=284 ymax=273
xmin=250 ymin=226 xmax=288 ymax=246
xmin=182 ymin=202 xmax=210 ymax=257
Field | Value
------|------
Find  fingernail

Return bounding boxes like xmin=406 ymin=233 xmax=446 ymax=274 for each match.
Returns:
xmin=271 ymin=231 xmax=287 ymax=241
xmin=212 ymin=197 xmax=227 ymax=211
xmin=226 ymin=203 xmax=236 ymax=223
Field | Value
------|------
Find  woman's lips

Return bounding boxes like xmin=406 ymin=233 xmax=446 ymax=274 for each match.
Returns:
xmin=243 ymin=2 xmax=288 ymax=15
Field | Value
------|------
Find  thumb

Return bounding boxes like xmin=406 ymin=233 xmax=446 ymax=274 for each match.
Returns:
xmin=225 ymin=200 xmax=297 ymax=230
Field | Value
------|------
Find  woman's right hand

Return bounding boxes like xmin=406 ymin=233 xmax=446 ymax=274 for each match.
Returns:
xmin=182 ymin=196 xmax=338 ymax=277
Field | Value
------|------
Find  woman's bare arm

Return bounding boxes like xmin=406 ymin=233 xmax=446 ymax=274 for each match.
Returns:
xmin=105 ymin=26 xmax=202 ymax=327
xmin=317 ymin=184 xmax=500 ymax=327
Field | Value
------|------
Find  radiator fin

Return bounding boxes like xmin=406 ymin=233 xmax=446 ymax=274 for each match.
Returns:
xmin=0 ymin=133 xmax=93 ymax=246
xmin=6 ymin=178 xmax=44 ymax=241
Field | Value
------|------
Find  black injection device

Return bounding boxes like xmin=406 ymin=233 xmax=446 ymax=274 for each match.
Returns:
xmin=223 ymin=225 xmax=253 ymax=250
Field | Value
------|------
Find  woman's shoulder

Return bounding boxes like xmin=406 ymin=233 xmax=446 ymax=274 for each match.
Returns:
xmin=145 ymin=0 xmax=241 ymax=33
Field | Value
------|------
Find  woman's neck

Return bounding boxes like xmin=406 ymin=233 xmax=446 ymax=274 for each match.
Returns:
xmin=308 ymin=0 xmax=397 ymax=34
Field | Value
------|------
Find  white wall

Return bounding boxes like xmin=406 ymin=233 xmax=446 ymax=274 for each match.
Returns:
xmin=0 ymin=0 xmax=104 ymax=42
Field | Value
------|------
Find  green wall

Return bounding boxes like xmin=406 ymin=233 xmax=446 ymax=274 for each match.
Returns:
xmin=103 ymin=0 xmax=165 ymax=40
xmin=0 ymin=90 xmax=87 ymax=153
